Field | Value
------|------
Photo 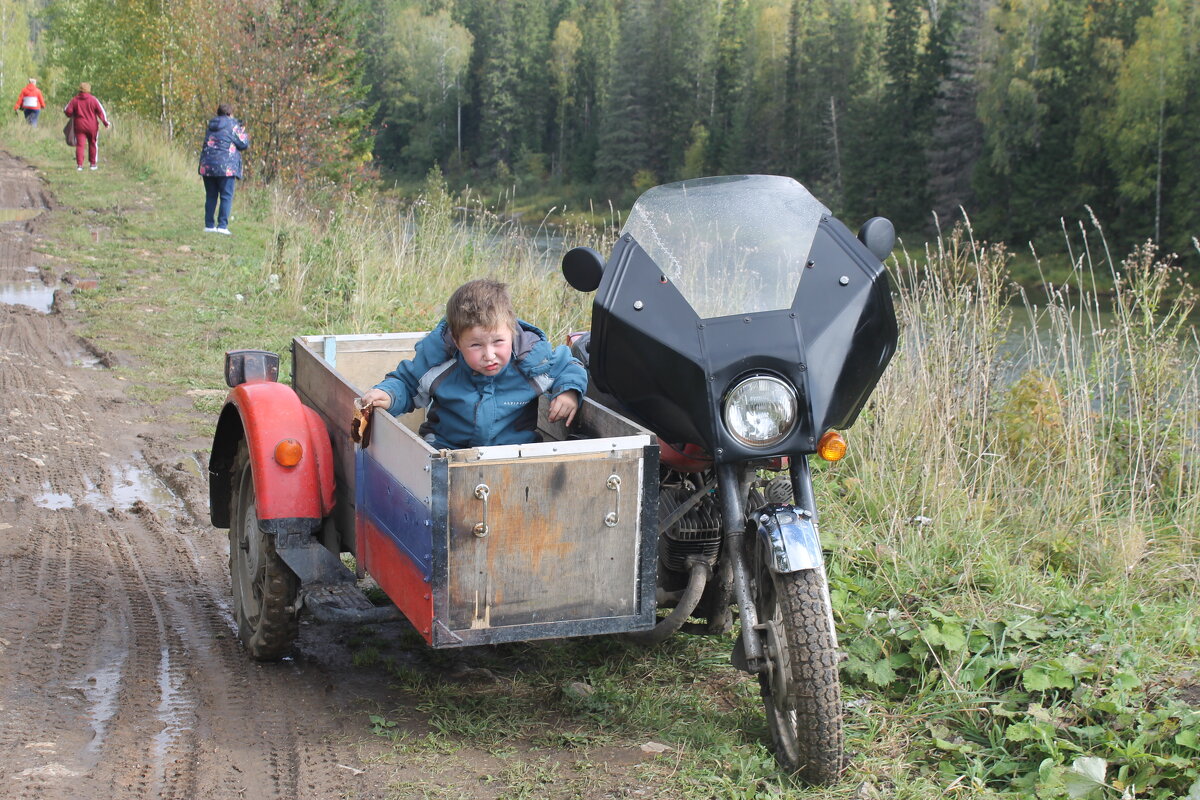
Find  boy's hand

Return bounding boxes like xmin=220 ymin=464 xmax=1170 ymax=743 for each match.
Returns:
xmin=359 ymin=388 xmax=391 ymax=410
xmin=548 ymin=390 xmax=580 ymax=427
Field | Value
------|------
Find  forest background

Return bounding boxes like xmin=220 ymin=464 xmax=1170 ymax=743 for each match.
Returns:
xmin=1 ymin=0 xmax=1198 ymax=271
xmin=3 ymin=1 xmax=1200 ymax=795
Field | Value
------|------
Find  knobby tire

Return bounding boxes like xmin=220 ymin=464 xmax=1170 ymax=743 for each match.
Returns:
xmin=229 ymin=444 xmax=299 ymax=660
xmin=757 ymin=565 xmax=844 ymax=783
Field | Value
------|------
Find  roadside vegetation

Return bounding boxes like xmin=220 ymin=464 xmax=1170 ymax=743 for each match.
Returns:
xmin=4 ymin=116 xmax=1199 ymax=799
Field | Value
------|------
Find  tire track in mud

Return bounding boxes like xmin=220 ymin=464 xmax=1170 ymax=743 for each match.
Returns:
xmin=0 ymin=150 xmax=382 ymax=800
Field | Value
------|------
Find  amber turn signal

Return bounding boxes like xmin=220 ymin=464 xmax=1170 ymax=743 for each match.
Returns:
xmin=274 ymin=438 xmax=303 ymax=467
xmin=817 ymin=430 xmax=847 ymax=462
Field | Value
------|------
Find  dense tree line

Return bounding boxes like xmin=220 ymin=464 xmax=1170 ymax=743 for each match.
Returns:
xmin=14 ymin=0 xmax=1200 ymax=256
xmin=366 ymin=0 xmax=1200 ymax=257
xmin=36 ymin=0 xmax=372 ymax=183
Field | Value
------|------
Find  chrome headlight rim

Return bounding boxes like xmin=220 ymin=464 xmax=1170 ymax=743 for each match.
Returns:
xmin=721 ymin=373 xmax=799 ymax=449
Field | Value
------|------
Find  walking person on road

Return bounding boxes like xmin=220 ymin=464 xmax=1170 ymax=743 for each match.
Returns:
xmin=63 ymin=83 xmax=110 ymax=170
xmin=13 ymin=78 xmax=45 ymax=126
xmin=197 ymin=103 xmax=249 ymax=235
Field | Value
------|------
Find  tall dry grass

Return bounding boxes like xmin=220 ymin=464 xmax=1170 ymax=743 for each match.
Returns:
xmin=259 ymin=170 xmax=609 ymax=340
xmin=832 ymin=216 xmax=1200 ymax=605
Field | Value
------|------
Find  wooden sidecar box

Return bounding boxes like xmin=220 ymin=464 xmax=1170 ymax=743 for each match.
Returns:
xmin=293 ymin=333 xmax=659 ymax=648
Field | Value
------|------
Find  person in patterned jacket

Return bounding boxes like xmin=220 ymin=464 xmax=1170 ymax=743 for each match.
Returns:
xmin=197 ymin=103 xmax=249 ymax=235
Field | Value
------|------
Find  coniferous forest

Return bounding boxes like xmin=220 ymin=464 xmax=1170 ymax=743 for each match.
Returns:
xmin=8 ymin=0 xmax=1200 ymax=260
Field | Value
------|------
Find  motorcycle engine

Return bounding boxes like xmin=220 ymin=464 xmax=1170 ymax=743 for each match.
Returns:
xmin=658 ymin=472 xmax=722 ymax=577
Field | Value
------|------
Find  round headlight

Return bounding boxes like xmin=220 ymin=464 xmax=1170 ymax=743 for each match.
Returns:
xmin=722 ymin=375 xmax=798 ymax=448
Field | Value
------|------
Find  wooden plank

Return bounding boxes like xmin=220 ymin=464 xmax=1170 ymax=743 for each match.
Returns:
xmin=332 ymin=350 xmax=416 ymax=393
xmin=297 ymin=331 xmax=427 ymax=351
xmin=296 ymin=333 xmax=424 ymax=393
xmin=538 ymin=394 xmax=653 ymax=442
xmin=444 ymin=450 xmax=644 ymax=631
xmin=446 ymin=439 xmax=651 ymax=466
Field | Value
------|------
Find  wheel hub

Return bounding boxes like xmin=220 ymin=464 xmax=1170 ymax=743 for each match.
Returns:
xmin=236 ymin=503 xmax=267 ymax=619
xmin=761 ymin=618 xmax=792 ymax=705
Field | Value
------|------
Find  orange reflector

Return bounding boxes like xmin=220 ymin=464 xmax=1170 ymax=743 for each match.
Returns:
xmin=817 ymin=430 xmax=847 ymax=462
xmin=274 ymin=438 xmax=303 ymax=467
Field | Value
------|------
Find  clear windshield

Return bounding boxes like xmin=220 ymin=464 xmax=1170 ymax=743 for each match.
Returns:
xmin=620 ymin=175 xmax=830 ymax=319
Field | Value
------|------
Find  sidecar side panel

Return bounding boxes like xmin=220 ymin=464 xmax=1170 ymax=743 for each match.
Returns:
xmin=356 ymin=452 xmax=437 ymax=642
xmin=443 ymin=446 xmax=644 ymax=631
xmin=295 ymin=332 xmax=659 ymax=649
xmin=432 ymin=401 xmax=658 ymax=648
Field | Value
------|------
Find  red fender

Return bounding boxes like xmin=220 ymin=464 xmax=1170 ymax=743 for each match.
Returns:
xmin=209 ymin=380 xmax=335 ymax=527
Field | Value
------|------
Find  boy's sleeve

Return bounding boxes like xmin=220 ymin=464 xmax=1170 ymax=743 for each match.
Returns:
xmin=542 ymin=343 xmax=588 ymax=399
xmin=372 ymin=320 xmax=456 ymax=416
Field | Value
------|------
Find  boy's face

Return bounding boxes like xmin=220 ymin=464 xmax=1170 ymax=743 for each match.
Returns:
xmin=455 ymin=324 xmax=513 ymax=376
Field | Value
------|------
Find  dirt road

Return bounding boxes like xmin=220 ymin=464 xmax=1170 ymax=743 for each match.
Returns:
xmin=0 ymin=150 xmax=400 ymax=799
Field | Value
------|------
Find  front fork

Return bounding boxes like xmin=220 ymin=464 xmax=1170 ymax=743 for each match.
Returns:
xmin=721 ymin=456 xmax=826 ymax=674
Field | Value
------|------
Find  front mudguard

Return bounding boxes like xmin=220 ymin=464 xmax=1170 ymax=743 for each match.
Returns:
xmin=732 ymin=502 xmax=830 ymax=673
xmin=752 ymin=504 xmax=823 ymax=574
xmin=208 ymin=380 xmax=335 ymax=530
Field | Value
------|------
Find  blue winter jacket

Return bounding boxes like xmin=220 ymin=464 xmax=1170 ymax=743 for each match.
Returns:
xmin=373 ymin=319 xmax=588 ymax=450
xmin=198 ymin=115 xmax=249 ymax=179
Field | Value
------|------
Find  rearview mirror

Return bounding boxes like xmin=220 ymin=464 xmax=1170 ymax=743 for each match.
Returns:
xmin=857 ymin=217 xmax=895 ymax=261
xmin=562 ymin=246 xmax=605 ymax=292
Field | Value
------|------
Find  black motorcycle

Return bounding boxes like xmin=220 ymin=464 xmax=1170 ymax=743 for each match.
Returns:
xmin=562 ymin=174 xmax=898 ymax=780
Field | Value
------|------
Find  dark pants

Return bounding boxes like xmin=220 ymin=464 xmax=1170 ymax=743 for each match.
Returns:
xmin=22 ymin=109 xmax=39 ymax=127
xmin=203 ymin=176 xmax=236 ymax=229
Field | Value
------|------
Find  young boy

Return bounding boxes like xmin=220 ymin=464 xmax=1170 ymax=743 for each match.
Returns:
xmin=359 ymin=279 xmax=587 ymax=450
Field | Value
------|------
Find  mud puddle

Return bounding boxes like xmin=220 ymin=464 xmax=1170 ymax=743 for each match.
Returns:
xmin=32 ymin=454 xmax=184 ymax=513
xmin=0 ymin=273 xmax=55 ymax=313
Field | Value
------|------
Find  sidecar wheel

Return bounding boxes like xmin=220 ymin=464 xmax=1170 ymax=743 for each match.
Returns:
xmin=753 ymin=561 xmax=844 ymax=783
xmin=229 ymin=443 xmax=299 ymax=660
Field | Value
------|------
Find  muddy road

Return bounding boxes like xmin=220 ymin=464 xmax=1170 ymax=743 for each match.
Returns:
xmin=0 ymin=150 xmax=407 ymax=799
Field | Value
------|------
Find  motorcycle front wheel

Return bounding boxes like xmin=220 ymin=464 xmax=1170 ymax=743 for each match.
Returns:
xmin=751 ymin=550 xmax=844 ymax=783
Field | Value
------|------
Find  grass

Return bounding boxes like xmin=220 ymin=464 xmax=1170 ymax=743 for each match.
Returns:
xmin=4 ymin=115 xmax=1200 ymax=799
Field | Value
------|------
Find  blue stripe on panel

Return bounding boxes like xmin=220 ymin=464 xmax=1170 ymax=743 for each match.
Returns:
xmin=356 ymin=449 xmax=434 ymax=582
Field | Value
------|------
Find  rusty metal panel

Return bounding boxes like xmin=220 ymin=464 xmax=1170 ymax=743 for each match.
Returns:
xmin=293 ymin=337 xmax=359 ymax=547
xmin=445 ymin=447 xmax=644 ymax=632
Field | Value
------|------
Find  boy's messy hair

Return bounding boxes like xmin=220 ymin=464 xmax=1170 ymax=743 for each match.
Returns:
xmin=446 ymin=279 xmax=517 ymax=340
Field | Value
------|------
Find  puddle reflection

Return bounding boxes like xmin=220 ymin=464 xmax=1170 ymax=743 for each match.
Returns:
xmin=34 ymin=456 xmax=182 ymax=514
xmin=82 ymin=460 xmax=180 ymax=511
xmin=0 ymin=280 xmax=55 ymax=313
xmin=33 ymin=485 xmax=74 ymax=509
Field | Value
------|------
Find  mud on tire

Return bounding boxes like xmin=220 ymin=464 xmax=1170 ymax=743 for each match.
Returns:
xmin=229 ymin=444 xmax=299 ymax=660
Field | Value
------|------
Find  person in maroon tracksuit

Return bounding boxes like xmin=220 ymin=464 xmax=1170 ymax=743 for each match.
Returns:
xmin=63 ymin=83 xmax=110 ymax=171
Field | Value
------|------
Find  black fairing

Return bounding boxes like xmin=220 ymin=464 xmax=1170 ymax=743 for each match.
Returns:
xmin=587 ymin=216 xmax=897 ymax=463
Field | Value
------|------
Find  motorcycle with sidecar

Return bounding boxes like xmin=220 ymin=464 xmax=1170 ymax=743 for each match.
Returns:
xmin=208 ymin=174 xmax=897 ymax=782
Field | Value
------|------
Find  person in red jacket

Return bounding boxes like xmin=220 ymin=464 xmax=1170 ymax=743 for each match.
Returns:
xmin=13 ymin=78 xmax=45 ymax=127
xmin=63 ymin=82 xmax=110 ymax=171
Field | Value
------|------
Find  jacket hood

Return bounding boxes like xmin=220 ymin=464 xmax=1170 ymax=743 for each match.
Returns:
xmin=208 ymin=116 xmax=234 ymax=132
